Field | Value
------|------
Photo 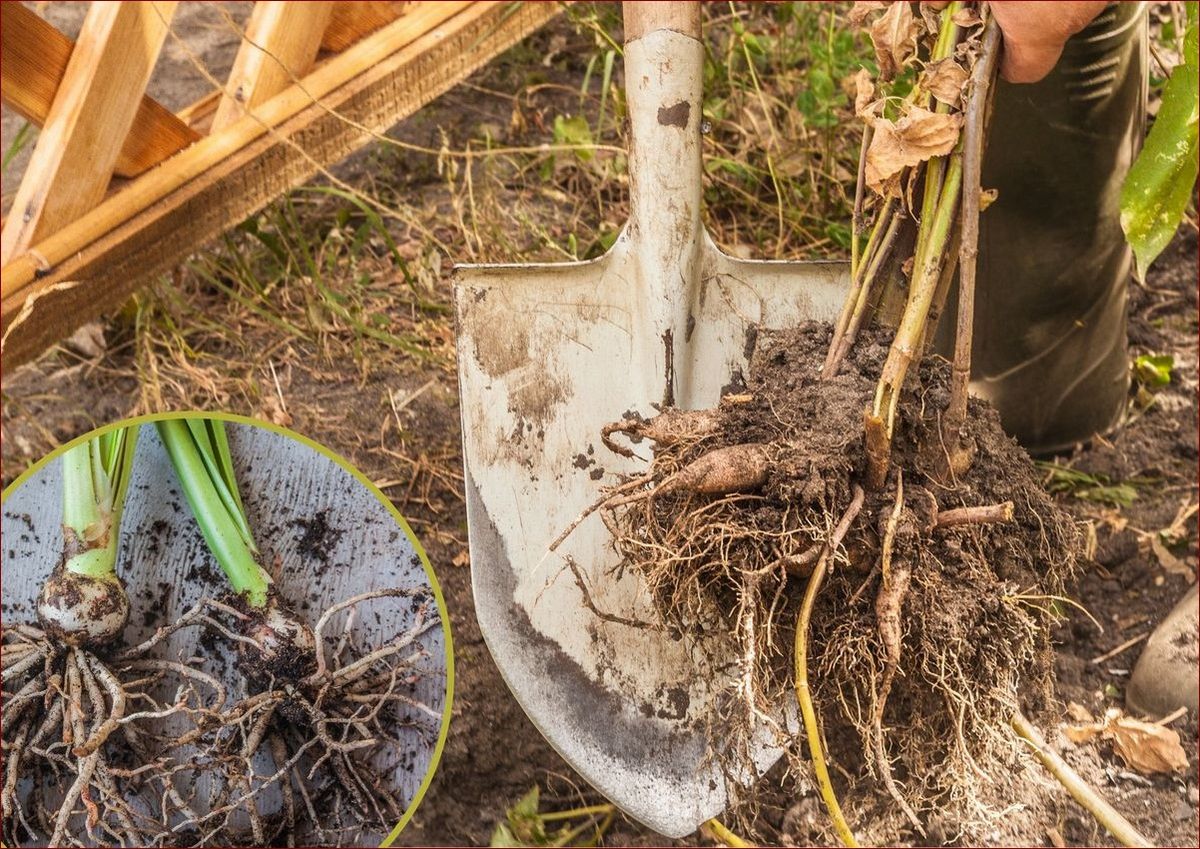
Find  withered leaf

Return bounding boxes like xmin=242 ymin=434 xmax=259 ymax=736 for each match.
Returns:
xmin=1150 ymin=535 xmax=1195 ymax=577
xmin=919 ymin=3 xmax=942 ymax=35
xmin=853 ymin=68 xmax=877 ymax=117
xmin=865 ymin=106 xmax=962 ymax=194
xmin=922 ymin=58 xmax=970 ymax=107
xmin=952 ymin=6 xmax=983 ymax=28
xmin=848 ymin=0 xmax=886 ymax=27
xmin=870 ymin=1 xmax=918 ymax=80
xmin=1064 ymin=708 xmax=1190 ymax=775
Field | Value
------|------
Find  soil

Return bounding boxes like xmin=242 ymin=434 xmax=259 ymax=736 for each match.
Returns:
xmin=1 ymin=8 xmax=1196 ymax=846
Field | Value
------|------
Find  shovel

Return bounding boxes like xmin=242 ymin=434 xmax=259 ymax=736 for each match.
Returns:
xmin=454 ymin=2 xmax=848 ymax=837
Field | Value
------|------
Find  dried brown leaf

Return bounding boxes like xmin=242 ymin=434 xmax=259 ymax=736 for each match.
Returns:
xmin=952 ymin=6 xmax=983 ymax=27
xmin=865 ymin=106 xmax=962 ymax=193
xmin=1150 ymin=536 xmax=1194 ymax=578
xmin=1064 ymin=708 xmax=1190 ymax=775
xmin=919 ymin=3 xmax=942 ymax=35
xmin=922 ymin=57 xmax=970 ymax=107
xmin=870 ymin=1 xmax=918 ymax=79
xmin=1109 ymin=715 xmax=1190 ymax=774
xmin=853 ymin=68 xmax=877 ymax=117
xmin=848 ymin=0 xmax=887 ymax=27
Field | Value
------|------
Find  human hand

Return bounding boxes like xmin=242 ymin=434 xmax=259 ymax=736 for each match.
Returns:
xmin=925 ymin=1 xmax=1109 ymax=83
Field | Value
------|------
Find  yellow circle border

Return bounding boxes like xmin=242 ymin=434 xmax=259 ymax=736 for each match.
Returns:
xmin=1 ymin=410 xmax=455 ymax=848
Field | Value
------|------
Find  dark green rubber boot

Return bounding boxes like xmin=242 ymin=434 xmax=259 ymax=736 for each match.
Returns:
xmin=965 ymin=2 xmax=1148 ymax=456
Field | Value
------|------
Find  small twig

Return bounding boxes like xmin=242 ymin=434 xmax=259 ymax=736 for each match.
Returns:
xmin=796 ymin=486 xmax=865 ymax=848
xmin=933 ymin=501 xmax=1013 ymax=529
xmin=1011 ymin=711 xmax=1151 ymax=848
xmin=946 ymin=17 xmax=1002 ymax=434
xmin=851 ymin=123 xmax=873 ymax=283
xmin=824 ymin=200 xmax=901 ymax=377
xmin=1089 ymin=632 xmax=1149 ymax=666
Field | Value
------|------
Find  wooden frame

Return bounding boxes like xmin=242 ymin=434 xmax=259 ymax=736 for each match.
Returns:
xmin=1 ymin=1 xmax=563 ymax=367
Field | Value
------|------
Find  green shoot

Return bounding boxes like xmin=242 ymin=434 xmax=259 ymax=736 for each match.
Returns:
xmin=157 ymin=418 xmax=271 ymax=607
xmin=1133 ymin=353 xmax=1174 ymax=388
xmin=489 ymin=786 xmax=614 ymax=848
xmin=60 ymin=426 xmax=139 ymax=581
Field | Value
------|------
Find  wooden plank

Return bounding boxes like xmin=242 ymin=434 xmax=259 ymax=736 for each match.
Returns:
xmin=0 ymin=1 xmax=179 ymax=266
xmin=0 ymin=3 xmax=197 ymax=179
xmin=210 ymin=1 xmax=335 ymax=133
xmin=322 ymin=1 xmax=408 ymax=52
xmin=0 ymin=0 xmax=564 ymax=367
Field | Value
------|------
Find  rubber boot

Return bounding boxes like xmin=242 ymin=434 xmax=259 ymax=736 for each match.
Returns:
xmin=1127 ymin=583 xmax=1199 ymax=718
xmin=958 ymin=2 xmax=1148 ymax=456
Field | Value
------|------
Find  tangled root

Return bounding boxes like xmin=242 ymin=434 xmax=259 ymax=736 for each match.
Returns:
xmin=591 ymin=323 xmax=1078 ymax=840
xmin=2 ymin=589 xmax=442 ymax=847
xmin=2 ymin=624 xmax=213 ymax=846
xmin=159 ymin=588 xmax=442 ymax=846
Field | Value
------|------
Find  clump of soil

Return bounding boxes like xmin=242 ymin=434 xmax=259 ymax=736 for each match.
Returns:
xmin=599 ymin=321 xmax=1080 ymax=841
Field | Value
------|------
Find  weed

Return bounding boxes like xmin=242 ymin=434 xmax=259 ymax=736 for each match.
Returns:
xmin=1037 ymin=462 xmax=1141 ymax=509
xmin=490 ymin=786 xmax=614 ymax=848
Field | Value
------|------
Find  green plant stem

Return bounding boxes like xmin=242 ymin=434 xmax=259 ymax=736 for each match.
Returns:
xmin=913 ymin=5 xmax=962 ymax=263
xmin=157 ymin=419 xmax=271 ymax=607
xmin=60 ymin=428 xmax=137 ymax=580
xmin=873 ymin=152 xmax=963 ymax=431
xmin=1011 ymin=711 xmax=1151 ymax=848
xmin=796 ymin=486 xmax=864 ymax=848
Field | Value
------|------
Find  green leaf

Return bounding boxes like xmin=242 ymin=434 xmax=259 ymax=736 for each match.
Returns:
xmin=489 ymin=823 xmax=521 ymax=847
xmin=552 ymin=115 xmax=595 ymax=162
xmin=511 ymin=785 xmax=540 ymax=820
xmin=1134 ymin=353 xmax=1174 ymax=388
xmin=1120 ymin=20 xmax=1199 ymax=281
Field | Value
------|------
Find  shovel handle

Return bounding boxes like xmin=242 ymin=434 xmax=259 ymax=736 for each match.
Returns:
xmin=623 ymin=2 xmax=701 ymax=42
xmin=620 ymin=1 xmax=704 ymax=262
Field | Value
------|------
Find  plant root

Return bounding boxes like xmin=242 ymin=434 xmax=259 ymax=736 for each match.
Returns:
xmin=158 ymin=587 xmax=442 ymax=845
xmin=584 ymin=324 xmax=1079 ymax=843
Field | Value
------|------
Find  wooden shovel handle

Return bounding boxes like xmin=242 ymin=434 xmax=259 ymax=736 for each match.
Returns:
xmin=623 ymin=1 xmax=701 ymax=42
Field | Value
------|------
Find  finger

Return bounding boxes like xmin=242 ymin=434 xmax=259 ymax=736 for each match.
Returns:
xmin=998 ymin=39 xmax=1067 ymax=84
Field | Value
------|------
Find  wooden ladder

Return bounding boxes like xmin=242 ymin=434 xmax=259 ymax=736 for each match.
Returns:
xmin=0 ymin=0 xmax=562 ymax=367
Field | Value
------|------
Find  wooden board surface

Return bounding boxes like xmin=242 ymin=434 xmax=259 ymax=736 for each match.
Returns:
xmin=1 ymin=422 xmax=448 ymax=842
xmin=0 ymin=3 xmax=199 ymax=180
xmin=1 ymin=0 xmax=562 ymax=368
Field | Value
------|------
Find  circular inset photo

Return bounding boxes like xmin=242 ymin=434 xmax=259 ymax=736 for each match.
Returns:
xmin=1 ymin=414 xmax=452 ymax=847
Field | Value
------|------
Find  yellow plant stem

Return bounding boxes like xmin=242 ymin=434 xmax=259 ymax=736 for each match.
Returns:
xmin=794 ymin=486 xmax=865 ymax=848
xmin=705 ymin=818 xmax=751 ymax=848
xmin=1011 ymin=711 xmax=1151 ymax=848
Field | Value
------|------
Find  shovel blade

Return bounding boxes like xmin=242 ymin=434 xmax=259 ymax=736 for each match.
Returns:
xmin=455 ymin=236 xmax=847 ymax=836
